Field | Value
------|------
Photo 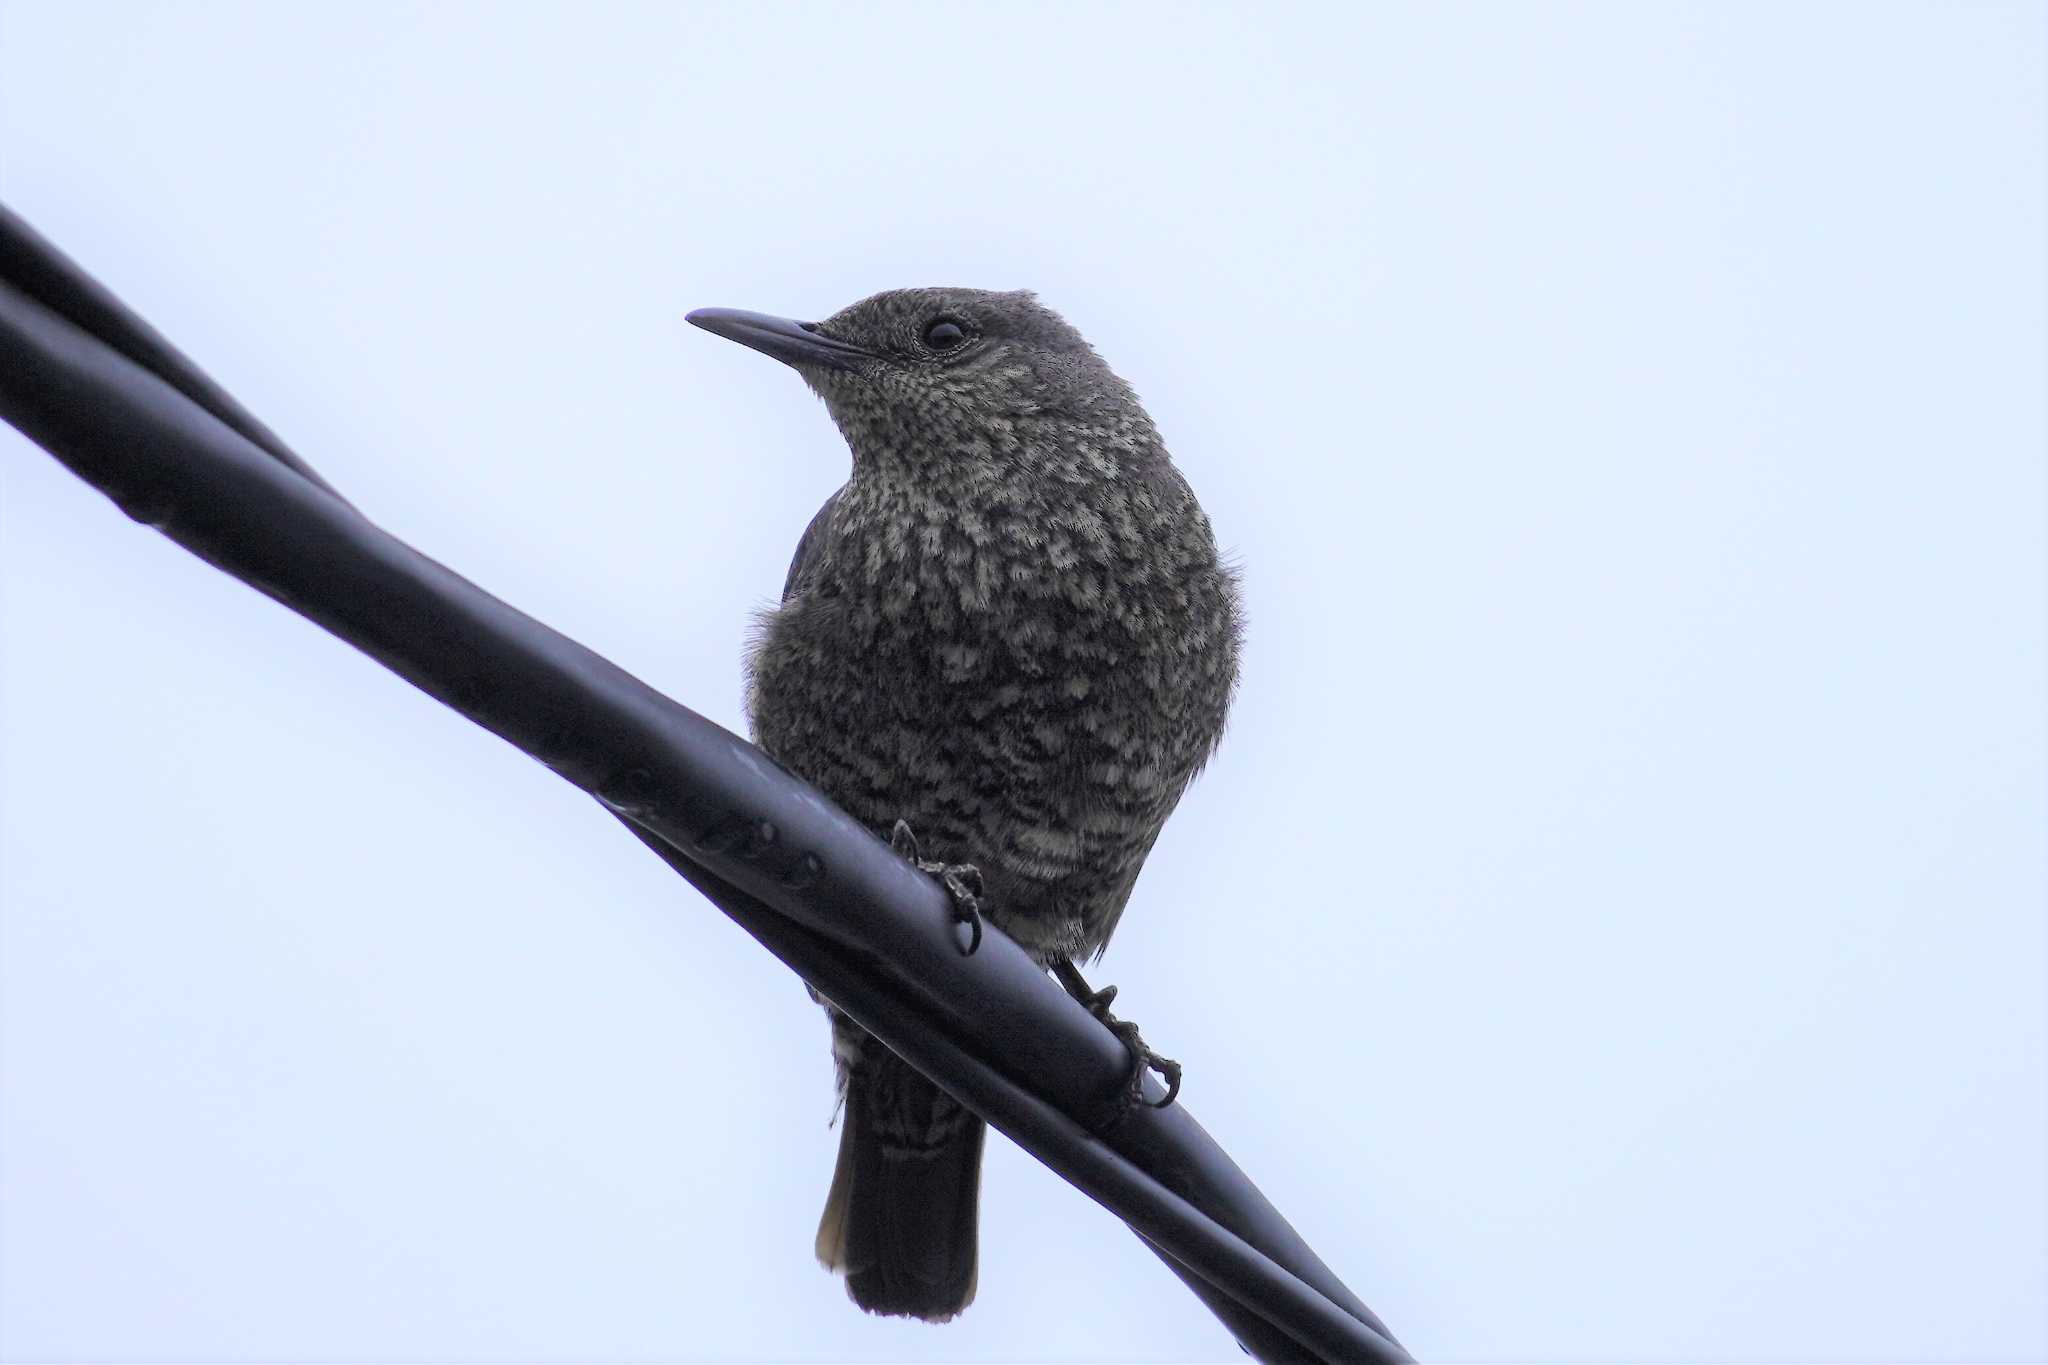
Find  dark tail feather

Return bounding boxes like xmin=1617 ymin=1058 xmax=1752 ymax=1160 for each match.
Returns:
xmin=815 ymin=1047 xmax=985 ymax=1322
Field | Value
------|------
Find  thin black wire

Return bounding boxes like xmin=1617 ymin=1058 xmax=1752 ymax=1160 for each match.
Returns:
xmin=0 ymin=205 xmax=1410 ymax=1365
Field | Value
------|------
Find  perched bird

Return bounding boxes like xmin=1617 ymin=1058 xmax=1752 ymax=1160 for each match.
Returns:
xmin=687 ymin=289 xmax=1240 ymax=1323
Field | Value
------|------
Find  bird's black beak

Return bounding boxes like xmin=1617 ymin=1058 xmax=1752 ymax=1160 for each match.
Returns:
xmin=686 ymin=308 xmax=874 ymax=372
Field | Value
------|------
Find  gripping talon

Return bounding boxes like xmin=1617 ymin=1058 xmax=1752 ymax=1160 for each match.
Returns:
xmin=1145 ymin=1048 xmax=1183 ymax=1109
xmin=1110 ymin=1019 xmax=1182 ymax=1108
xmin=1054 ymin=958 xmax=1182 ymax=1113
xmin=891 ymin=819 xmax=985 ymax=957
xmin=940 ymin=866 xmax=984 ymax=955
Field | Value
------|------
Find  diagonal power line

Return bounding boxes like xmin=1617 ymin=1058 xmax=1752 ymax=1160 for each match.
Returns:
xmin=0 ymin=203 xmax=1409 ymax=1365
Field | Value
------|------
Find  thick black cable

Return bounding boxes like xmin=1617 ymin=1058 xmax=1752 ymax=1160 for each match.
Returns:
xmin=0 ymin=205 xmax=349 ymax=505
xmin=622 ymin=820 xmax=1391 ymax=1363
xmin=0 ymin=214 xmax=1409 ymax=1363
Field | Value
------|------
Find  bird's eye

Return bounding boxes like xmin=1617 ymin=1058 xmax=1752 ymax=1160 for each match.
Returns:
xmin=923 ymin=319 xmax=967 ymax=351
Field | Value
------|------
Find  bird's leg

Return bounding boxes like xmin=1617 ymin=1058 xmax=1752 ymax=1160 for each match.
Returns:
xmin=890 ymin=819 xmax=984 ymax=956
xmin=1052 ymin=958 xmax=1182 ymax=1110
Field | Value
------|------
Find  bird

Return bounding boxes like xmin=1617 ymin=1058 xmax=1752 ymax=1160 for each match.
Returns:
xmin=687 ymin=288 xmax=1241 ymax=1323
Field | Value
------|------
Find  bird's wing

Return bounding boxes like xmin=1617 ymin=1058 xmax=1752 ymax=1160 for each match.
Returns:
xmin=782 ymin=486 xmax=845 ymax=602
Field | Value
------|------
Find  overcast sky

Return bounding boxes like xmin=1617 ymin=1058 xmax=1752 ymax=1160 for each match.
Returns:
xmin=2 ymin=4 xmax=2043 ymax=1362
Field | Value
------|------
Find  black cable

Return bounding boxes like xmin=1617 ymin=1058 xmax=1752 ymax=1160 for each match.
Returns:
xmin=0 ymin=207 xmax=1409 ymax=1364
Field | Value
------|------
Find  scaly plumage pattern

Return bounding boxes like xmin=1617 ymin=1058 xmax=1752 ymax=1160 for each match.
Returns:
xmin=721 ymin=287 xmax=1240 ymax=1322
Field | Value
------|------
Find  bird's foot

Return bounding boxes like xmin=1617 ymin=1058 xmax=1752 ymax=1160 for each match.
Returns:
xmin=1053 ymin=959 xmax=1182 ymax=1111
xmin=890 ymin=819 xmax=984 ymax=956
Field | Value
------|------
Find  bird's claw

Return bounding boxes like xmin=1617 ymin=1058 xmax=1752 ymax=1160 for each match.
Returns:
xmin=1075 ymin=981 xmax=1118 ymax=1015
xmin=940 ymin=865 xmax=985 ymax=956
xmin=1054 ymin=959 xmax=1181 ymax=1112
xmin=890 ymin=819 xmax=984 ymax=956
xmin=1108 ymin=1018 xmax=1182 ymax=1109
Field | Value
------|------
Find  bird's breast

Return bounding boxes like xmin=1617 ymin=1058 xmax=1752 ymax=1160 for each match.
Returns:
xmin=744 ymin=469 xmax=1238 ymax=938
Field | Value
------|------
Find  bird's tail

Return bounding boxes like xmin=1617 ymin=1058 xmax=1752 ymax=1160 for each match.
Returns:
xmin=815 ymin=1036 xmax=985 ymax=1322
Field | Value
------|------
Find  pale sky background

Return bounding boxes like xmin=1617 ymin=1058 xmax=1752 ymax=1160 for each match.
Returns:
xmin=1 ymin=4 xmax=2043 ymax=1362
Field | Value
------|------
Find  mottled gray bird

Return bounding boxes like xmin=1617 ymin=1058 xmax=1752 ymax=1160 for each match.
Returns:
xmin=687 ymin=289 xmax=1240 ymax=1323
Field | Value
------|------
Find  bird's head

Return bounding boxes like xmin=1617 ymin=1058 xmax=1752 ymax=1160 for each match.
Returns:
xmin=687 ymin=288 xmax=1158 ymax=473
